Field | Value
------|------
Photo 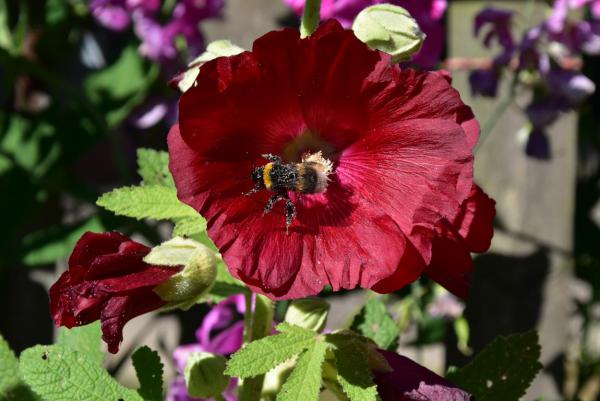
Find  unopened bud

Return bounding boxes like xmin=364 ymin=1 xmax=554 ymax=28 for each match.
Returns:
xmin=177 ymin=40 xmax=245 ymax=92
xmin=352 ymin=4 xmax=425 ymax=63
xmin=144 ymin=237 xmax=217 ymax=310
xmin=284 ymin=298 xmax=330 ymax=333
xmin=184 ymin=352 xmax=230 ymax=398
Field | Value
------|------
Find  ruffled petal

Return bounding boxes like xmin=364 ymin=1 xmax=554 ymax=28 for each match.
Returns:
xmin=171 ymin=21 xmax=485 ymax=299
xmin=49 ymin=232 xmax=180 ymax=353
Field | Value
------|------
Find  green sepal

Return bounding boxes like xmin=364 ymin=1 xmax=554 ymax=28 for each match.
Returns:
xmin=184 ymin=352 xmax=229 ymax=398
xmin=144 ymin=237 xmax=218 ymax=310
xmin=352 ymin=4 xmax=425 ymax=62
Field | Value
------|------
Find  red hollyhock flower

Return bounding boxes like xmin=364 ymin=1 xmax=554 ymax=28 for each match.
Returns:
xmin=169 ymin=20 xmax=494 ymax=300
xmin=374 ymin=350 xmax=472 ymax=400
xmin=49 ymin=232 xmax=179 ymax=353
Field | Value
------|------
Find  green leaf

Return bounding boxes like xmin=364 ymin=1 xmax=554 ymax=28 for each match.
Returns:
xmin=1 ymin=335 xmax=20 ymax=395
xmin=447 ymin=330 xmax=543 ymax=401
xmin=132 ymin=346 xmax=163 ymax=401
xmin=136 ymin=149 xmax=175 ymax=188
xmin=20 ymin=216 xmax=104 ymax=266
xmin=97 ymin=185 xmax=198 ymax=221
xmin=56 ymin=322 xmax=103 ymax=366
xmin=207 ymin=257 xmax=247 ymax=302
xmin=332 ymin=340 xmax=377 ymax=401
xmin=20 ymin=345 xmax=143 ymax=401
xmin=173 ymin=216 xmax=207 ymax=237
xmin=352 ymin=298 xmax=399 ymax=350
xmin=0 ymin=0 xmax=13 ymax=50
xmin=225 ymin=324 xmax=316 ymax=378
xmin=276 ymin=340 xmax=327 ymax=401
xmin=85 ymin=46 xmax=158 ymax=128
xmin=0 ymin=334 xmax=39 ymax=401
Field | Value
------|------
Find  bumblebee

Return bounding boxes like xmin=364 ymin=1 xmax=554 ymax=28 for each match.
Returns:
xmin=247 ymin=151 xmax=333 ymax=230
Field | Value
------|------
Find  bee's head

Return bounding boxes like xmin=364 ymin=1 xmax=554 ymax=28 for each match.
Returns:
xmin=251 ymin=166 xmax=265 ymax=188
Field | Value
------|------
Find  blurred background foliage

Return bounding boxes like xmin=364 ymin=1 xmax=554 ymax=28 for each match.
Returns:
xmin=1 ymin=1 xmax=600 ymax=401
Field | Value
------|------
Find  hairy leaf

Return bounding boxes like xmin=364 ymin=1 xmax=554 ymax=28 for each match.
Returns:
xmin=97 ymin=185 xmax=197 ymax=221
xmin=173 ymin=216 xmax=206 ymax=237
xmin=447 ymin=330 xmax=542 ymax=401
xmin=56 ymin=322 xmax=103 ymax=366
xmin=352 ymin=298 xmax=399 ymax=350
xmin=132 ymin=346 xmax=163 ymax=401
xmin=20 ymin=345 xmax=143 ymax=401
xmin=277 ymin=340 xmax=327 ymax=401
xmin=136 ymin=149 xmax=174 ymax=188
xmin=333 ymin=339 xmax=377 ymax=401
xmin=0 ymin=334 xmax=39 ymax=401
xmin=225 ymin=324 xmax=316 ymax=378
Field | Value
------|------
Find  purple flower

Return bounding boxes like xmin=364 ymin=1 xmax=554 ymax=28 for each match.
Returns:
xmin=90 ymin=0 xmax=225 ymax=63
xmin=283 ymin=0 xmax=447 ymax=68
xmin=571 ymin=20 xmax=600 ymax=55
xmin=166 ymin=295 xmax=245 ymax=401
xmin=469 ymin=68 xmax=500 ymax=97
xmin=526 ymin=129 xmax=552 ymax=160
xmin=374 ymin=350 xmax=472 ymax=401
xmin=89 ymin=0 xmax=133 ymax=31
xmin=546 ymin=68 xmax=596 ymax=106
xmin=89 ymin=0 xmax=160 ymax=31
xmin=474 ymin=7 xmax=516 ymax=65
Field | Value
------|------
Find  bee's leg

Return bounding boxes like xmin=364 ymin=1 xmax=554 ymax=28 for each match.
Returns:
xmin=262 ymin=154 xmax=282 ymax=163
xmin=285 ymin=198 xmax=296 ymax=234
xmin=244 ymin=183 xmax=262 ymax=196
xmin=264 ymin=194 xmax=282 ymax=214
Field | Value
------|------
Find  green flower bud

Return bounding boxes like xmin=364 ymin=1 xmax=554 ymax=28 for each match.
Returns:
xmin=144 ymin=237 xmax=217 ymax=310
xmin=177 ymin=40 xmax=245 ymax=92
xmin=284 ymin=298 xmax=330 ymax=333
xmin=352 ymin=4 xmax=425 ymax=63
xmin=184 ymin=352 xmax=230 ymax=398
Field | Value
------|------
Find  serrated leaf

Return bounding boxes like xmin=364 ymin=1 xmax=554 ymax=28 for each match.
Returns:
xmin=136 ymin=149 xmax=174 ymax=188
xmin=333 ymin=340 xmax=377 ymax=401
xmin=352 ymin=298 xmax=399 ymax=350
xmin=56 ymin=322 xmax=103 ymax=366
xmin=173 ymin=215 xmax=206 ymax=237
xmin=225 ymin=324 xmax=316 ymax=378
xmin=0 ymin=335 xmax=39 ymax=401
xmin=447 ymin=330 xmax=542 ymax=401
xmin=276 ymin=340 xmax=327 ymax=401
xmin=0 ymin=335 xmax=20 ymax=396
xmin=97 ymin=185 xmax=197 ymax=221
xmin=20 ymin=345 xmax=143 ymax=401
xmin=132 ymin=346 xmax=163 ymax=401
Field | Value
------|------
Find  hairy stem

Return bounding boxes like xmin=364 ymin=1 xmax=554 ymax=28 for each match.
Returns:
xmin=238 ymin=294 xmax=274 ymax=401
xmin=300 ymin=0 xmax=322 ymax=38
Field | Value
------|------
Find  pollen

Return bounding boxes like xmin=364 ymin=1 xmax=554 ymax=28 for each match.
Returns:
xmin=300 ymin=151 xmax=334 ymax=193
xmin=302 ymin=151 xmax=334 ymax=175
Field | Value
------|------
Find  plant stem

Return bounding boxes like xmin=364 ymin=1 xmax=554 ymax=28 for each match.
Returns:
xmin=238 ymin=294 xmax=274 ymax=401
xmin=300 ymin=0 xmax=321 ymax=38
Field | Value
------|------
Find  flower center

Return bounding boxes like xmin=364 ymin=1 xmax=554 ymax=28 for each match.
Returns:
xmin=282 ymin=129 xmax=337 ymax=163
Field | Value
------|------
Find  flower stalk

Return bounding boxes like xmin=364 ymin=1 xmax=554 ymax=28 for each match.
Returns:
xmin=238 ymin=294 xmax=274 ymax=401
xmin=300 ymin=0 xmax=321 ymax=38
